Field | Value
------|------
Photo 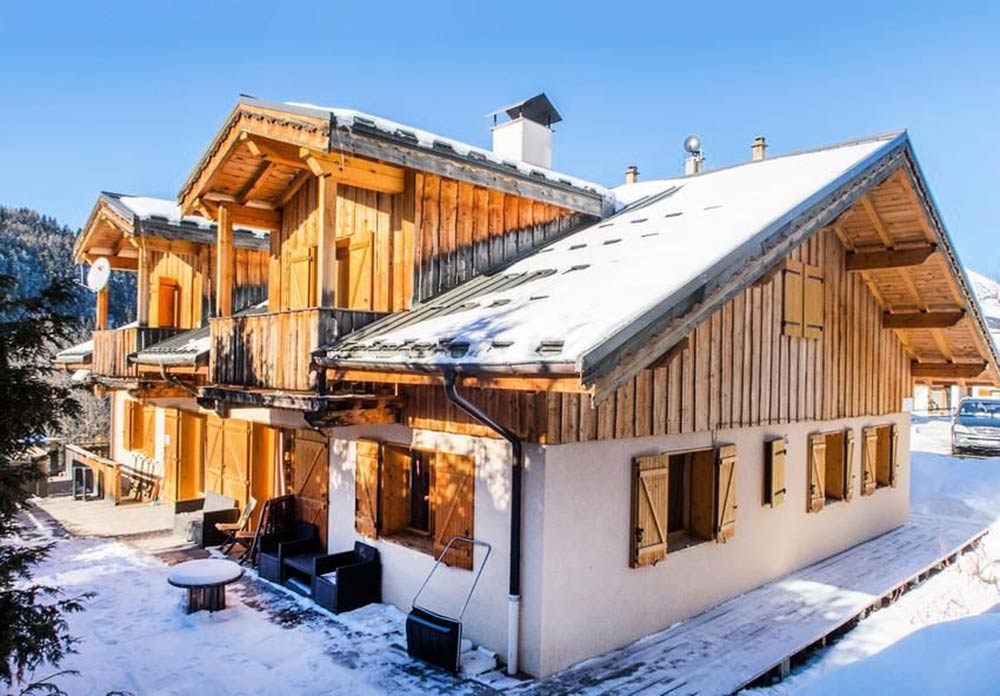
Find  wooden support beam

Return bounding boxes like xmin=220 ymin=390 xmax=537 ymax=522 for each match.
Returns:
xmin=911 ymin=362 xmax=987 ymax=380
xmin=216 ymin=205 xmax=234 ymax=317
xmin=95 ymin=286 xmax=109 ymax=330
xmin=845 ymin=245 xmax=937 ymax=271
xmin=316 ymin=175 xmax=337 ymax=308
xmin=860 ymin=194 xmax=894 ymax=248
xmin=299 ymin=147 xmax=406 ymax=194
xmin=235 ymin=160 xmax=274 ymax=204
xmin=325 ymin=368 xmax=588 ymax=393
xmin=136 ymin=246 xmax=149 ymax=326
xmin=220 ymin=202 xmax=280 ymax=231
xmin=883 ymin=310 xmax=965 ymax=329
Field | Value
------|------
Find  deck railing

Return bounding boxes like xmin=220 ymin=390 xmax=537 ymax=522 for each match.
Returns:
xmin=209 ymin=308 xmax=387 ymax=391
xmin=92 ymin=326 xmax=183 ymax=378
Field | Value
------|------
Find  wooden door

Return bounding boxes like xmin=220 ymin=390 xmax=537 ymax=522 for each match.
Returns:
xmin=161 ymin=409 xmax=180 ymax=503
xmin=382 ymin=445 xmax=412 ymax=536
xmin=222 ymin=419 xmax=251 ymax=509
xmin=355 ymin=439 xmax=380 ymax=539
xmin=431 ymin=451 xmax=475 ymax=570
xmin=178 ymin=411 xmax=204 ymax=500
xmin=204 ymin=414 xmax=225 ymax=495
xmin=140 ymin=405 xmax=156 ymax=458
xmin=157 ymin=278 xmax=179 ymax=328
xmin=289 ymin=247 xmax=316 ymax=310
xmin=250 ymin=424 xmax=277 ymax=527
xmin=294 ymin=429 xmax=329 ymax=546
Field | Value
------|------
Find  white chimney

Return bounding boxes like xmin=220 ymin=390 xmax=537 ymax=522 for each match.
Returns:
xmin=625 ymin=165 xmax=639 ymax=185
xmin=489 ymin=93 xmax=562 ymax=169
xmin=752 ymin=136 xmax=767 ymax=161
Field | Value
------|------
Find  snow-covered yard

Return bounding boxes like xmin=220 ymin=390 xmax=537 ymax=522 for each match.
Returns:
xmin=15 ymin=415 xmax=1000 ymax=695
xmin=749 ymin=416 xmax=1000 ymax=695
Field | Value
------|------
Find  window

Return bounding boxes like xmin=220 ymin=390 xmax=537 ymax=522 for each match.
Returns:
xmin=806 ymin=429 xmax=855 ymax=512
xmin=862 ymin=424 xmax=899 ymax=493
xmin=124 ymin=400 xmax=155 ymax=457
xmin=629 ymin=445 xmax=737 ymax=568
xmin=355 ymin=439 xmax=475 ymax=570
xmin=782 ymin=259 xmax=824 ymax=339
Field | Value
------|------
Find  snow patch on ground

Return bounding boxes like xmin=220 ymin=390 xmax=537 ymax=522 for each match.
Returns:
xmin=747 ymin=416 xmax=1000 ymax=694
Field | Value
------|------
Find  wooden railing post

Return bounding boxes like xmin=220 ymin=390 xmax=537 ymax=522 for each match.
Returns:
xmin=96 ymin=286 xmax=109 ymax=330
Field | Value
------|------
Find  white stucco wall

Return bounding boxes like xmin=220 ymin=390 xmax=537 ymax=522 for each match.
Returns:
xmin=532 ymin=412 xmax=911 ymax=676
xmin=325 ymin=424 xmax=548 ymax=674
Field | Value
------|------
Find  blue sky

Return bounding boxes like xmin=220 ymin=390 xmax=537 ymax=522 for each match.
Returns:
xmin=2 ymin=1 xmax=998 ymax=272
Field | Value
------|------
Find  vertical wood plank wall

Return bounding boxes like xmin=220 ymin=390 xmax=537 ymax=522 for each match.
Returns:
xmin=269 ymin=172 xmax=584 ymax=312
xmin=400 ymin=228 xmax=912 ymax=443
xmin=146 ymin=245 xmax=268 ymax=328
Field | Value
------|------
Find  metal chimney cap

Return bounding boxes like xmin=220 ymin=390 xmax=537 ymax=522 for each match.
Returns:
xmin=487 ymin=93 xmax=562 ymax=126
xmin=683 ymin=134 xmax=702 ymax=154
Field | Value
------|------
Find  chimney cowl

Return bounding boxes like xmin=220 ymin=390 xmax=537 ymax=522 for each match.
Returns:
xmin=752 ymin=136 xmax=767 ymax=161
xmin=625 ymin=165 xmax=639 ymax=185
xmin=683 ymin=134 xmax=704 ymax=175
xmin=489 ymin=93 xmax=560 ymax=168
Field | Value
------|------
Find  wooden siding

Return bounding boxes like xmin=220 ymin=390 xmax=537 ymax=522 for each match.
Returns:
xmin=92 ymin=326 xmax=183 ymax=378
xmin=399 ymin=228 xmax=912 ymax=443
xmin=210 ymin=307 xmax=386 ymax=391
xmin=146 ymin=244 xmax=268 ymax=329
xmin=413 ymin=173 xmax=585 ymax=302
xmin=268 ymin=172 xmax=584 ymax=313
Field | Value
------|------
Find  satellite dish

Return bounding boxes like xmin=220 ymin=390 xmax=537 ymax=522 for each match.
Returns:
xmin=683 ymin=134 xmax=702 ymax=155
xmin=86 ymin=258 xmax=111 ymax=292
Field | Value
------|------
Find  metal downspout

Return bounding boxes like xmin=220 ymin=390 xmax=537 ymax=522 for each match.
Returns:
xmin=441 ymin=368 xmax=523 ymax=676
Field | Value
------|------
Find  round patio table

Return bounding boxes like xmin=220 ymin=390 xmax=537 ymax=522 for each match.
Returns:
xmin=168 ymin=559 xmax=243 ymax=614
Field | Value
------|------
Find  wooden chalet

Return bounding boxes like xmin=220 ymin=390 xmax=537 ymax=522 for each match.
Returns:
xmin=67 ymin=97 xmax=1000 ymax=679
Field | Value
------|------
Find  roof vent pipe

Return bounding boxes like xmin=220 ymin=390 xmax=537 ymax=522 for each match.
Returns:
xmin=752 ymin=136 xmax=767 ymax=161
xmin=624 ymin=165 xmax=639 ymax=185
xmin=683 ymin=135 xmax=704 ymax=175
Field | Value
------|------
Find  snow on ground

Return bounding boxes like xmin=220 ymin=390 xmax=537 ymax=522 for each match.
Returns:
xmin=13 ymin=508 xmax=487 ymax=696
xmin=748 ymin=415 xmax=1000 ymax=695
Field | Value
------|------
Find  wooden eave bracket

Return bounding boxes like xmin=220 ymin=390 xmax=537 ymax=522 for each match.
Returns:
xmin=883 ymin=310 xmax=965 ymax=329
xmin=845 ymin=244 xmax=937 ymax=271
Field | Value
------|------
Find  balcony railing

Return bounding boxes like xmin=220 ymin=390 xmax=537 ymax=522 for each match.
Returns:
xmin=209 ymin=308 xmax=388 ymax=391
xmin=92 ymin=326 xmax=183 ymax=378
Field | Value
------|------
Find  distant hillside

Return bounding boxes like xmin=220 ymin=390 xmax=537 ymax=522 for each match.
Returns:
xmin=0 ymin=206 xmax=136 ymax=337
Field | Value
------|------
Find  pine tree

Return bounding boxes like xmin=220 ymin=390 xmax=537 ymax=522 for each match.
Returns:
xmin=0 ymin=274 xmax=92 ymax=693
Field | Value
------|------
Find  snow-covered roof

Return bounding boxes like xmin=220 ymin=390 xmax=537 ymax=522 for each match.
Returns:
xmin=319 ymin=133 xmax=905 ymax=380
xmin=284 ymin=101 xmax=609 ymax=199
xmin=100 ymin=192 xmax=270 ymax=247
xmin=132 ymin=303 xmax=267 ymax=366
xmin=965 ymin=269 xmax=1000 ymax=329
xmin=54 ymin=338 xmax=94 ymax=365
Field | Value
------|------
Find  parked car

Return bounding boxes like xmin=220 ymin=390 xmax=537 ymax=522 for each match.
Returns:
xmin=952 ymin=397 xmax=1000 ymax=454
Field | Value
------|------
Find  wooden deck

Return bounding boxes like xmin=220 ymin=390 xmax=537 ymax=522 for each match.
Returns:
xmin=521 ymin=515 xmax=988 ymax=696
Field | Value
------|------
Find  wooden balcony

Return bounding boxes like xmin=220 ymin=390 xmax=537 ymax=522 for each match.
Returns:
xmin=92 ymin=326 xmax=183 ymax=378
xmin=209 ymin=308 xmax=388 ymax=391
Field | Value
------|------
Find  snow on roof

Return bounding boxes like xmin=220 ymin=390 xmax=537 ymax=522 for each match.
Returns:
xmin=55 ymin=338 xmax=94 ymax=364
xmin=323 ymin=133 xmax=902 ymax=373
xmin=133 ymin=302 xmax=267 ymax=366
xmin=284 ymin=101 xmax=609 ymax=198
xmin=103 ymin=193 xmax=270 ymax=240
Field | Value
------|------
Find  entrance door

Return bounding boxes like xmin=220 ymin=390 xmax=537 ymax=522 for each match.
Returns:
xmin=250 ymin=424 xmax=278 ymax=527
xmin=222 ymin=419 xmax=251 ymax=509
xmin=178 ymin=412 xmax=204 ymax=499
xmin=161 ymin=409 xmax=180 ymax=503
xmin=204 ymin=414 xmax=225 ymax=495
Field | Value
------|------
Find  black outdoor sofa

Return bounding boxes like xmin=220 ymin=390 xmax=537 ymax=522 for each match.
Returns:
xmin=258 ymin=522 xmax=381 ymax=614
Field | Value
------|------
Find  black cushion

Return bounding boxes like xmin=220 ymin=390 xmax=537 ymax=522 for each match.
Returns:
xmin=284 ymin=553 xmax=321 ymax=575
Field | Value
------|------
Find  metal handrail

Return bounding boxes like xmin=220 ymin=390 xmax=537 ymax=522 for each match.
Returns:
xmin=412 ymin=536 xmax=491 ymax=622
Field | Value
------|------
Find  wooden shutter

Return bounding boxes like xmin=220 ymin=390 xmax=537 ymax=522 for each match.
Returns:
xmin=161 ymin=409 xmax=180 ymax=503
xmin=807 ymin=433 xmax=826 ymax=512
xmin=890 ymin=423 xmax=900 ymax=488
xmin=204 ymin=414 xmax=225 ymax=495
xmin=689 ymin=449 xmax=716 ymax=540
xmin=123 ymin=400 xmax=136 ymax=450
xmin=157 ymin=278 xmax=179 ymax=328
xmin=141 ymin=406 xmax=156 ymax=457
xmin=382 ymin=445 xmax=412 ymax=536
xmin=629 ymin=454 xmax=669 ymax=567
xmin=783 ymin=259 xmax=804 ymax=337
xmin=844 ymin=429 xmax=856 ymax=502
xmin=714 ymin=445 xmax=737 ymax=542
xmin=349 ymin=230 xmax=374 ymax=310
xmin=862 ymin=426 xmax=878 ymax=496
xmin=355 ymin=438 xmax=380 ymax=539
xmin=763 ymin=438 xmax=786 ymax=507
xmin=289 ymin=247 xmax=317 ymax=309
xmin=803 ymin=263 xmax=824 ymax=339
xmin=293 ymin=429 xmax=329 ymax=546
xmin=432 ymin=452 xmax=475 ymax=570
